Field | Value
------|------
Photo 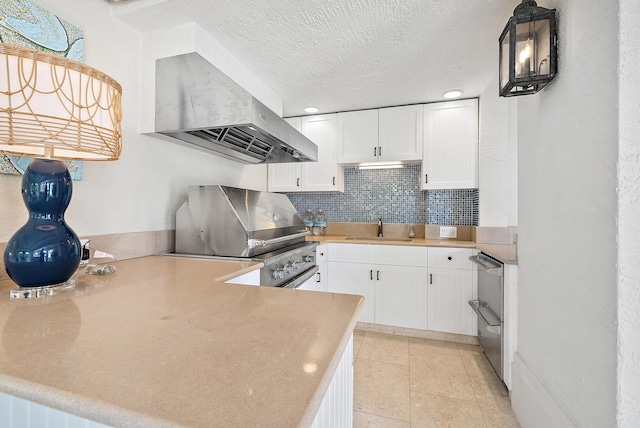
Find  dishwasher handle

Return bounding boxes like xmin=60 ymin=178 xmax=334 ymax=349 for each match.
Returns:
xmin=469 ymin=255 xmax=503 ymax=276
xmin=468 ymin=300 xmax=501 ymax=329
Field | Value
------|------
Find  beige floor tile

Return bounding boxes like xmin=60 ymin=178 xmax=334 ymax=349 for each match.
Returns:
xmin=409 ymin=336 xmax=461 ymax=354
xmin=409 ymin=366 xmax=476 ymax=402
xmin=410 ymin=391 xmax=487 ymax=428
xmin=410 ymin=347 xmax=467 ymax=375
xmin=480 ymin=407 xmax=520 ymax=428
xmin=354 ymin=358 xmax=410 ymax=421
xmin=469 ymin=375 xmax=511 ymax=412
xmin=358 ymin=331 xmax=409 ymax=365
xmin=457 ymin=342 xmax=484 ymax=354
xmin=460 ymin=348 xmax=497 ymax=378
xmin=354 ymin=410 xmax=410 ymax=428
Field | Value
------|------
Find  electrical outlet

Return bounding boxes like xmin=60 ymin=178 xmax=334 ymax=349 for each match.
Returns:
xmin=439 ymin=226 xmax=457 ymax=239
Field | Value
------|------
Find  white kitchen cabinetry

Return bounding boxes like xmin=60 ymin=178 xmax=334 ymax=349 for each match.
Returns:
xmin=373 ymin=264 xmax=428 ymax=330
xmin=268 ymin=115 xmax=343 ymax=192
xmin=337 ymin=110 xmax=379 ymax=163
xmin=378 ymin=104 xmax=423 ymax=162
xmin=315 ymin=243 xmax=328 ymax=292
xmin=299 ymin=244 xmax=329 ymax=292
xmin=422 ymin=99 xmax=478 ymax=190
xmin=328 ymin=260 xmax=376 ymax=323
xmin=338 ymin=105 xmax=423 ymax=164
xmin=327 ymin=244 xmax=428 ymax=328
xmin=427 ymin=247 xmax=476 ymax=335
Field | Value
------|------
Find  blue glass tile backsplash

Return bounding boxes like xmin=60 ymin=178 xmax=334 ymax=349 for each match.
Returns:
xmin=285 ymin=165 xmax=478 ymax=225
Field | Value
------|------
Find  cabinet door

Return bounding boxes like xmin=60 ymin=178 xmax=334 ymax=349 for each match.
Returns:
xmin=268 ymin=163 xmax=301 ymax=192
xmin=422 ymin=99 xmax=478 ymax=190
xmin=337 ymin=110 xmax=379 ymax=164
xmin=374 ymin=265 xmax=428 ymax=330
xmin=268 ymin=117 xmax=302 ymax=192
xmin=315 ymin=244 xmax=328 ymax=292
xmin=378 ymin=105 xmax=423 ymax=162
xmin=300 ymin=114 xmax=343 ymax=192
xmin=327 ymin=262 xmax=375 ymax=323
xmin=427 ymin=267 xmax=475 ymax=335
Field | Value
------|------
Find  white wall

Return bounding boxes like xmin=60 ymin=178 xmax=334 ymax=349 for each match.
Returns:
xmin=479 ymin=76 xmax=518 ymax=227
xmin=0 ymin=0 xmax=271 ymax=242
xmin=511 ymin=1 xmax=620 ymax=426
xmin=617 ymin=0 xmax=640 ymax=425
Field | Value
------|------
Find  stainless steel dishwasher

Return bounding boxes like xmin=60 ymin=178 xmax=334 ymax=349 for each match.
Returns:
xmin=468 ymin=252 xmax=504 ymax=381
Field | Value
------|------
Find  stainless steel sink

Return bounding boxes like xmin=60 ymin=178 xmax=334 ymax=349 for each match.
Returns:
xmin=344 ymin=236 xmax=413 ymax=242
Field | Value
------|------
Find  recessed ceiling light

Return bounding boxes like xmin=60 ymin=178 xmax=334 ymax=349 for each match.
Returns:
xmin=442 ymin=90 xmax=463 ymax=99
xmin=304 ymin=106 xmax=319 ymax=113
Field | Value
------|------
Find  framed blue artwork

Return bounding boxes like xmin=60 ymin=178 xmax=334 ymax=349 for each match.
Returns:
xmin=0 ymin=0 xmax=84 ymax=180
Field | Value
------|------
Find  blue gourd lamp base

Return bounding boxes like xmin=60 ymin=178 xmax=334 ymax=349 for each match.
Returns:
xmin=3 ymin=159 xmax=81 ymax=290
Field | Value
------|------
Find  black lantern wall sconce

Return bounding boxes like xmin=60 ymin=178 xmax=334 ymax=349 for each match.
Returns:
xmin=499 ymin=0 xmax=557 ymax=97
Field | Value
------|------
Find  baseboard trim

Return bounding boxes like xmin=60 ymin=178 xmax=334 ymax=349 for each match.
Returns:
xmin=355 ymin=322 xmax=479 ymax=345
xmin=511 ymin=352 xmax=576 ymax=428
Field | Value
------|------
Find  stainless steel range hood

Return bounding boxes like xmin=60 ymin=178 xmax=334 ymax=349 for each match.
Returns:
xmin=155 ymin=53 xmax=317 ymax=164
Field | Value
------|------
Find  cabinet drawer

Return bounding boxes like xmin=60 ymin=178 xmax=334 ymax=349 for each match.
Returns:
xmin=374 ymin=245 xmax=428 ymax=267
xmin=428 ymin=248 xmax=473 ymax=269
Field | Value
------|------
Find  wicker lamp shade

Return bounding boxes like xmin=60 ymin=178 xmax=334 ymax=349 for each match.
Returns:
xmin=0 ymin=43 xmax=122 ymax=161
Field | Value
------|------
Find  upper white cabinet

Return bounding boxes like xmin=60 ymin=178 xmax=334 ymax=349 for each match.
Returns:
xmin=268 ymin=114 xmax=343 ymax=193
xmin=337 ymin=110 xmax=379 ymax=163
xmin=338 ymin=105 xmax=423 ymax=164
xmin=378 ymin=105 xmax=423 ymax=162
xmin=422 ymin=99 xmax=478 ymax=190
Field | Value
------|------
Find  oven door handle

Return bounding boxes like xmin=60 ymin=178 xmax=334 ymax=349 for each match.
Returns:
xmin=469 ymin=255 xmax=503 ymax=276
xmin=281 ymin=265 xmax=319 ymax=289
xmin=248 ymin=231 xmax=311 ymax=249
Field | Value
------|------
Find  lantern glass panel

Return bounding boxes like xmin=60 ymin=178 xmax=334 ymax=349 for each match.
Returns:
xmin=500 ymin=28 xmax=511 ymax=90
xmin=515 ymin=18 xmax=552 ymax=79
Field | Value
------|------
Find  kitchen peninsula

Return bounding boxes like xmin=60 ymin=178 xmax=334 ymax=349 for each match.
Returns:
xmin=0 ymin=256 xmax=363 ymax=427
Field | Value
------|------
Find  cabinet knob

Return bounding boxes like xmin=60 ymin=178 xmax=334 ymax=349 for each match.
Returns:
xmin=447 ymin=256 xmax=452 ymax=260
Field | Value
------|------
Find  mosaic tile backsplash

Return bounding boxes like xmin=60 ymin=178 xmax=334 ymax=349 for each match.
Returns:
xmin=285 ymin=165 xmax=478 ymax=225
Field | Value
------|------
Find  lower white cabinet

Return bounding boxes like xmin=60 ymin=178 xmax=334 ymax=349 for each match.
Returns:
xmin=327 ymin=244 xmax=428 ymax=327
xmin=427 ymin=248 xmax=476 ymax=335
xmin=315 ymin=243 xmax=328 ymax=292
xmin=299 ymin=244 xmax=329 ymax=292
xmin=374 ymin=265 xmax=428 ymax=330
xmin=427 ymin=268 xmax=474 ymax=335
xmin=327 ymin=261 xmax=375 ymax=323
xmin=326 ymin=243 xmax=477 ymax=336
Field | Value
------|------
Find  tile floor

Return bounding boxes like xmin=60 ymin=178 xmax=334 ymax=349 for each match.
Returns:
xmin=352 ymin=329 xmax=520 ymax=428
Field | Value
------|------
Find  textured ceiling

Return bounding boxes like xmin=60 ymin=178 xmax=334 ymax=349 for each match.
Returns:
xmin=116 ymin=0 xmax=514 ymax=116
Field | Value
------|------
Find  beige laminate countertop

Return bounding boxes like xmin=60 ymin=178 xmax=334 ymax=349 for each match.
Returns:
xmin=0 ymin=256 xmax=363 ymax=427
xmin=309 ymin=235 xmax=518 ymax=264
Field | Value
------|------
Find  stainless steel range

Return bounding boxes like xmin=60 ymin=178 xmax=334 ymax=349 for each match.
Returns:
xmin=172 ymin=185 xmax=318 ymax=288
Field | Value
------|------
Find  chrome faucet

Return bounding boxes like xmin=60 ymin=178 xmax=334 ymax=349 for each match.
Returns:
xmin=377 ymin=218 xmax=383 ymax=237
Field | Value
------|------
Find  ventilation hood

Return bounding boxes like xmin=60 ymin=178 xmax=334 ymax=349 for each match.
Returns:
xmin=154 ymin=53 xmax=317 ymax=164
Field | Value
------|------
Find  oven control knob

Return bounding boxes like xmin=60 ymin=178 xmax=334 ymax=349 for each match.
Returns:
xmin=284 ymin=262 xmax=295 ymax=275
xmin=293 ymin=261 xmax=302 ymax=270
xmin=302 ymin=255 xmax=314 ymax=263
xmin=272 ymin=268 xmax=285 ymax=280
